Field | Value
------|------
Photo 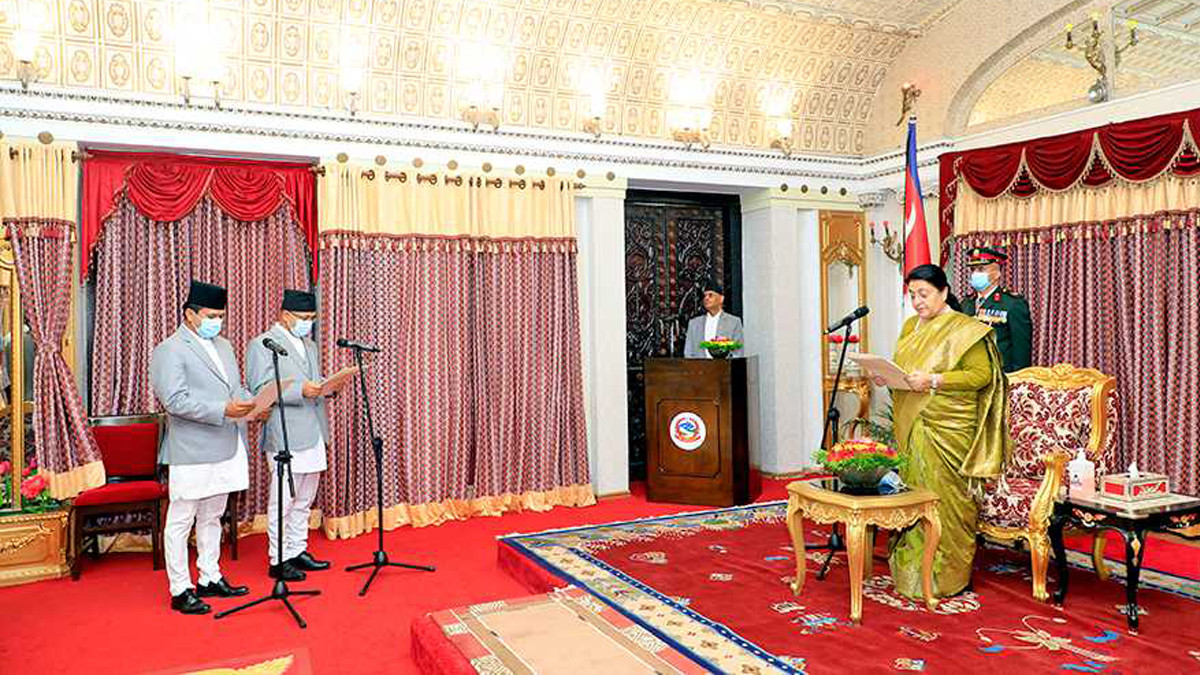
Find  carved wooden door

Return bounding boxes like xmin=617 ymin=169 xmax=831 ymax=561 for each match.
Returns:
xmin=624 ymin=192 xmax=739 ymax=479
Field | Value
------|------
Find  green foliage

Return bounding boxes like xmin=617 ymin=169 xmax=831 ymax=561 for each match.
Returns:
xmin=842 ymin=404 xmax=896 ymax=448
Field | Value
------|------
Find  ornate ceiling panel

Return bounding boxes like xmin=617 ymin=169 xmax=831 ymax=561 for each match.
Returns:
xmin=969 ymin=2 xmax=1200 ymax=128
xmin=0 ymin=0 xmax=965 ymax=156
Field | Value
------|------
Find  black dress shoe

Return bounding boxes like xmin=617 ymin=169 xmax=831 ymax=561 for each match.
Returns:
xmin=268 ymin=561 xmax=307 ymax=581
xmin=170 ymin=589 xmax=211 ymax=615
xmin=197 ymin=578 xmax=250 ymax=598
xmin=289 ymin=551 xmax=331 ymax=571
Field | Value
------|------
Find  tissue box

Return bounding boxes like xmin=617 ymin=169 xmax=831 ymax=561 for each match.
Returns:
xmin=1101 ymin=472 xmax=1170 ymax=501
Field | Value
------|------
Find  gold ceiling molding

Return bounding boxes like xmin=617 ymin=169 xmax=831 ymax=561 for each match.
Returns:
xmin=0 ymin=0 xmax=966 ymax=156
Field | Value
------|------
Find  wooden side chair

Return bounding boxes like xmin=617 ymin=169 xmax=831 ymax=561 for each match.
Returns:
xmin=978 ymin=364 xmax=1117 ymax=601
xmin=71 ymin=414 xmax=167 ymax=579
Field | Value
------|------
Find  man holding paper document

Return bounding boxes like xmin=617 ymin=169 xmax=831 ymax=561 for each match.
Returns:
xmin=150 ymin=280 xmax=254 ymax=615
xmin=246 ymin=289 xmax=353 ymax=582
xmin=871 ymin=265 xmax=1010 ymax=600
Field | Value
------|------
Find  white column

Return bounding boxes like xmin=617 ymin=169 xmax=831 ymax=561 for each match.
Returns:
xmin=741 ymin=189 xmax=825 ymax=474
xmin=575 ymin=180 xmax=630 ymax=497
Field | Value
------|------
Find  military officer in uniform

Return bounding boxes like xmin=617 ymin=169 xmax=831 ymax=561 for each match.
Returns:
xmin=245 ymin=289 xmax=333 ymax=582
xmin=961 ymin=246 xmax=1032 ymax=372
xmin=150 ymin=280 xmax=253 ymax=615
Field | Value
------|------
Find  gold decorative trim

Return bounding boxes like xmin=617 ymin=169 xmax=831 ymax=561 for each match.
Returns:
xmin=0 ymin=525 xmax=50 ymax=556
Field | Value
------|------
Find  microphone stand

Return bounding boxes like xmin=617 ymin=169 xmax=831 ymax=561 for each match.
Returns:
xmin=217 ymin=348 xmax=319 ymax=627
xmin=812 ymin=322 xmax=855 ymax=581
xmin=344 ymin=344 xmax=435 ymax=596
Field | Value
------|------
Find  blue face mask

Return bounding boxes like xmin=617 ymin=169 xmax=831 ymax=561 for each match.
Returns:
xmin=196 ymin=317 xmax=223 ymax=340
xmin=969 ymin=271 xmax=993 ymax=292
xmin=290 ymin=319 xmax=313 ymax=339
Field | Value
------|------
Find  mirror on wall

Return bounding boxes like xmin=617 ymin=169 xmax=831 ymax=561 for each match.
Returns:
xmin=818 ymin=210 xmax=870 ymax=445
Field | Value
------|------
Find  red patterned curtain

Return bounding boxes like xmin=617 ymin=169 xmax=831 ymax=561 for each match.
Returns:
xmin=939 ymin=106 xmax=1200 ymax=260
xmin=89 ymin=195 xmax=311 ymax=525
xmin=7 ymin=220 xmax=105 ymax=499
xmin=82 ymin=150 xmax=318 ymax=280
xmin=952 ymin=210 xmax=1200 ymax=495
xmin=317 ymin=234 xmax=593 ymax=538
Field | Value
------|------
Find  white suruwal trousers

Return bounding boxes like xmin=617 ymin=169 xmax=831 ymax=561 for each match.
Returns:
xmin=164 ymin=493 xmax=229 ymax=596
xmin=266 ymin=437 xmax=326 ymax=563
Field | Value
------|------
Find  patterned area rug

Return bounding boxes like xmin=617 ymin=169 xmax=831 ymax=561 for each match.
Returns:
xmin=412 ymin=587 xmax=709 ymax=674
xmin=498 ymin=502 xmax=1200 ymax=674
xmin=143 ymin=648 xmax=313 ymax=675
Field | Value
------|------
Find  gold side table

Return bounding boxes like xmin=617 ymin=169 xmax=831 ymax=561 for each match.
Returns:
xmin=786 ymin=480 xmax=941 ymax=623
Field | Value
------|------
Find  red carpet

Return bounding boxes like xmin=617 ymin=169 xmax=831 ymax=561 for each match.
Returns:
xmin=1066 ymin=529 xmax=1200 ymax=580
xmin=0 ymin=479 xmax=788 ymax=674
xmin=500 ymin=503 xmax=1200 ymax=674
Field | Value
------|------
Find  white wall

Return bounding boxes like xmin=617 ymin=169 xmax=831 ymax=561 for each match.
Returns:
xmin=575 ymin=184 xmax=631 ymax=497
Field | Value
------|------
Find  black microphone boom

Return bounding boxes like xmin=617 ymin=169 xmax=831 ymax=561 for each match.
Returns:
xmin=262 ymin=337 xmax=289 ymax=356
xmin=336 ymin=338 xmax=381 ymax=353
xmin=825 ymin=305 xmax=870 ymax=334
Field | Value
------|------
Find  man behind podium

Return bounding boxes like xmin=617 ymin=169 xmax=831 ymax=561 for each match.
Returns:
xmin=150 ymin=280 xmax=253 ymax=615
xmin=245 ymin=289 xmax=332 ymax=582
xmin=683 ymin=280 xmax=744 ymax=358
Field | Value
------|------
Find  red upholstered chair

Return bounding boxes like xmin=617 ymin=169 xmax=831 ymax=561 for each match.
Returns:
xmin=978 ymin=364 xmax=1117 ymax=601
xmin=71 ymin=414 xmax=167 ymax=580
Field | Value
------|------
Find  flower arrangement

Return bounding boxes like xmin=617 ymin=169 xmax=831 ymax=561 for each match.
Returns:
xmin=1 ymin=455 xmax=58 ymax=513
xmin=814 ymin=439 xmax=900 ymax=473
xmin=699 ymin=337 xmax=743 ymax=359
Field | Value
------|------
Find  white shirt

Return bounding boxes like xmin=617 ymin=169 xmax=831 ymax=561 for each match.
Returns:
xmin=702 ymin=311 xmax=723 ymax=360
xmin=168 ymin=326 xmax=250 ymax=501
xmin=273 ymin=324 xmax=327 ymax=474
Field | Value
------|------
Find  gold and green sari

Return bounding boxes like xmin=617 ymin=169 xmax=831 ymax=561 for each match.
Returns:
xmin=888 ymin=309 xmax=1010 ymax=599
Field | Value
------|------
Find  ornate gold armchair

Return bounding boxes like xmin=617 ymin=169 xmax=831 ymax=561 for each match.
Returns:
xmin=978 ymin=364 xmax=1117 ymax=601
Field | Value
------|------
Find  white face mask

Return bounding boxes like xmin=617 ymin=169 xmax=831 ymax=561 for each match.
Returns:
xmin=969 ymin=271 xmax=993 ymax=292
xmin=196 ymin=317 xmax=223 ymax=340
xmin=290 ymin=319 xmax=313 ymax=339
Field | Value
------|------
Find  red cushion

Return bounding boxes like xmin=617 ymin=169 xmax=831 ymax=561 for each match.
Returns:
xmin=73 ymin=480 xmax=166 ymax=507
xmin=91 ymin=422 xmax=159 ymax=478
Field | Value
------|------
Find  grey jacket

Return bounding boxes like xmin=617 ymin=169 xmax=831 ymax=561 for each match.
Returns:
xmin=150 ymin=326 xmax=251 ymax=466
xmin=245 ymin=324 xmax=329 ymax=454
xmin=683 ymin=312 xmax=745 ymax=358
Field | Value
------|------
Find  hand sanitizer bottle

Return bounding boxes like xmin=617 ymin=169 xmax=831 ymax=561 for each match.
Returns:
xmin=1067 ymin=449 xmax=1096 ymax=498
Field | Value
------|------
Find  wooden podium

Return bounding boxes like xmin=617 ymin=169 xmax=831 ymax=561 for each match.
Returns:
xmin=644 ymin=357 xmax=755 ymax=507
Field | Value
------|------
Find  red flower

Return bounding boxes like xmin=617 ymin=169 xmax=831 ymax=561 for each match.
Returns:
xmin=828 ymin=335 xmax=844 ymax=343
xmin=22 ymin=466 xmax=32 ymax=478
xmin=20 ymin=473 xmax=49 ymax=500
xmin=0 ymin=460 xmax=10 ymax=476
xmin=847 ymin=335 xmax=860 ymax=343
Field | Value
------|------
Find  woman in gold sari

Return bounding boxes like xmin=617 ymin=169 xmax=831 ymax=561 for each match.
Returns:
xmin=874 ymin=264 xmax=1009 ymax=599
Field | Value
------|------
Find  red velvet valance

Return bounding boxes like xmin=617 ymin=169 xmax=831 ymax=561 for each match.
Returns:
xmin=939 ymin=106 xmax=1200 ymax=249
xmin=82 ymin=150 xmax=318 ymax=279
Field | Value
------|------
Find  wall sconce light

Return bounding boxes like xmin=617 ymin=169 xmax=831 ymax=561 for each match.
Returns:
xmin=668 ymin=108 xmax=712 ymax=149
xmin=458 ymin=43 xmax=505 ymax=132
xmin=869 ymin=220 xmax=903 ymax=264
xmin=1065 ymin=13 xmax=1137 ymax=104
xmin=770 ymin=118 xmax=796 ymax=156
xmin=895 ymin=82 xmax=922 ymax=126
xmin=578 ymin=66 xmax=608 ymax=138
xmin=668 ymin=71 xmax=713 ymax=150
xmin=13 ymin=30 xmax=38 ymax=90
xmin=341 ymin=69 xmax=363 ymax=117
xmin=210 ymin=78 xmax=224 ymax=110
xmin=462 ymin=103 xmax=501 ymax=131
xmin=340 ymin=33 xmax=366 ymax=117
xmin=179 ymin=75 xmax=194 ymax=106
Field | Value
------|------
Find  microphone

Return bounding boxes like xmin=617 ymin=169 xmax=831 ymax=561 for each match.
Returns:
xmin=262 ymin=337 xmax=288 ymax=356
xmin=825 ymin=306 xmax=869 ymax=334
xmin=336 ymin=338 xmax=381 ymax=353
